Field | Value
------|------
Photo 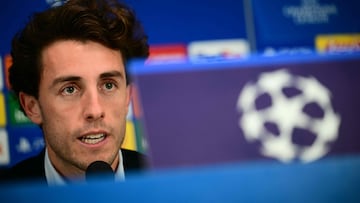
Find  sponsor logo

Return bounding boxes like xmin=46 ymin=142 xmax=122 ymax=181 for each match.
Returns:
xmin=6 ymin=93 xmax=32 ymax=125
xmin=0 ymin=130 xmax=10 ymax=165
xmin=0 ymin=57 xmax=3 ymax=90
xmin=316 ymin=34 xmax=360 ymax=53
xmin=283 ymin=0 xmax=338 ymax=25
xmin=0 ymin=93 xmax=6 ymax=127
xmin=188 ymin=39 xmax=249 ymax=62
xmin=147 ymin=44 xmax=187 ymax=64
xmin=4 ymin=54 xmax=12 ymax=90
xmin=16 ymin=136 xmax=45 ymax=154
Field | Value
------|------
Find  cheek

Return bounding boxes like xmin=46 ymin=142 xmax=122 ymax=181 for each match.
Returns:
xmin=40 ymin=99 xmax=81 ymax=131
xmin=109 ymin=91 xmax=131 ymax=114
xmin=42 ymin=108 xmax=74 ymax=131
xmin=110 ymin=101 xmax=129 ymax=119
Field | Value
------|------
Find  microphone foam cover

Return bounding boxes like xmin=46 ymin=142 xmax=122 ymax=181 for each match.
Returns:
xmin=86 ymin=160 xmax=115 ymax=181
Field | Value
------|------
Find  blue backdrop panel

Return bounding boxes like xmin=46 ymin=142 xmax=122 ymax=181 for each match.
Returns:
xmin=0 ymin=0 xmax=247 ymax=55
xmin=247 ymin=0 xmax=360 ymax=52
xmin=126 ymin=0 xmax=247 ymax=44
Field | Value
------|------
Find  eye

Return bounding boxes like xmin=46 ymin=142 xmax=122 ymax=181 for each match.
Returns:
xmin=61 ymin=85 xmax=78 ymax=95
xmin=102 ymin=81 xmax=118 ymax=92
xmin=104 ymin=82 xmax=114 ymax=90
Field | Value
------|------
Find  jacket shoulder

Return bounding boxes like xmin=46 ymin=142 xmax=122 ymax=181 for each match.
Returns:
xmin=121 ymin=149 xmax=148 ymax=172
xmin=3 ymin=150 xmax=46 ymax=183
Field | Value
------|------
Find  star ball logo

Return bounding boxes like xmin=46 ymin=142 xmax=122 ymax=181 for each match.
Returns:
xmin=236 ymin=69 xmax=340 ymax=163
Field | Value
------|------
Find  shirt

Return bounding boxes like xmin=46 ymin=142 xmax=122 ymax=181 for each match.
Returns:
xmin=44 ymin=149 xmax=125 ymax=186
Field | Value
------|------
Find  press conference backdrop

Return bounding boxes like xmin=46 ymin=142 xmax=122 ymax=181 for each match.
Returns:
xmin=0 ymin=0 xmax=360 ymax=169
xmin=0 ymin=0 xmax=248 ymax=168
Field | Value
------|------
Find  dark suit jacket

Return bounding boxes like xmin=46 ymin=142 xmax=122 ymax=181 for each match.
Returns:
xmin=1 ymin=148 xmax=147 ymax=184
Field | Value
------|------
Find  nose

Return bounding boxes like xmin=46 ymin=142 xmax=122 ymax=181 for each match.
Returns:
xmin=82 ymin=88 xmax=105 ymax=122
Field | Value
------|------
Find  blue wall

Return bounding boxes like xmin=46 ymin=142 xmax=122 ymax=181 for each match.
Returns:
xmin=127 ymin=0 xmax=246 ymax=44
xmin=0 ymin=0 xmax=247 ymax=55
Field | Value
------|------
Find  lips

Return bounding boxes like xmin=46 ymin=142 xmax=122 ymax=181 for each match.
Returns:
xmin=79 ymin=133 xmax=106 ymax=145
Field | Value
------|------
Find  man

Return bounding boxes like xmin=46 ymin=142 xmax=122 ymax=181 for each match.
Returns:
xmin=5 ymin=0 xmax=149 ymax=185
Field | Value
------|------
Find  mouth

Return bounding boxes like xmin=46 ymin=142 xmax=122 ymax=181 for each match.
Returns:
xmin=79 ymin=133 xmax=106 ymax=145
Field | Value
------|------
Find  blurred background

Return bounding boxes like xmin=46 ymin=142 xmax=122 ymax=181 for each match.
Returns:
xmin=0 ymin=0 xmax=359 ymax=169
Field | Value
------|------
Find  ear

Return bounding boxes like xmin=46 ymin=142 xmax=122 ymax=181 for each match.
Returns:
xmin=125 ymin=84 xmax=132 ymax=108
xmin=19 ymin=92 xmax=43 ymax=125
xmin=127 ymin=84 xmax=132 ymax=102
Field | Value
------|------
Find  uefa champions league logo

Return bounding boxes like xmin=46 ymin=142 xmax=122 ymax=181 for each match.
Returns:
xmin=236 ymin=69 xmax=341 ymax=163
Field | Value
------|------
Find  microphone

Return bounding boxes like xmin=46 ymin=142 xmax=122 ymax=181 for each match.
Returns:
xmin=85 ymin=160 xmax=115 ymax=182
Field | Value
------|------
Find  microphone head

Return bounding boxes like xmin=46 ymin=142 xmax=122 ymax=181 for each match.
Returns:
xmin=85 ymin=160 xmax=115 ymax=182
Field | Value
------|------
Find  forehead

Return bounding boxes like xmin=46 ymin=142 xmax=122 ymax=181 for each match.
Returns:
xmin=41 ymin=40 xmax=125 ymax=78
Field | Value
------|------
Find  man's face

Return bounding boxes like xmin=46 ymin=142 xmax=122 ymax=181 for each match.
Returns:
xmin=28 ymin=40 xmax=130 ymax=178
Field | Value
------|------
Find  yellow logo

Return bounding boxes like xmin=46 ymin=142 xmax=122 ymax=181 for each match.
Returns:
xmin=0 ymin=93 xmax=6 ymax=127
xmin=316 ymin=34 xmax=360 ymax=53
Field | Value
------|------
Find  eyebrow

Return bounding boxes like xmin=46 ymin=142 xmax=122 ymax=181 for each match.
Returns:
xmin=51 ymin=76 xmax=81 ymax=88
xmin=50 ymin=70 xmax=124 ymax=88
xmin=99 ymin=70 xmax=124 ymax=79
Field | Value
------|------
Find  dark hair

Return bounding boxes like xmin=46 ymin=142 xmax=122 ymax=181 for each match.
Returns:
xmin=9 ymin=0 xmax=149 ymax=100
